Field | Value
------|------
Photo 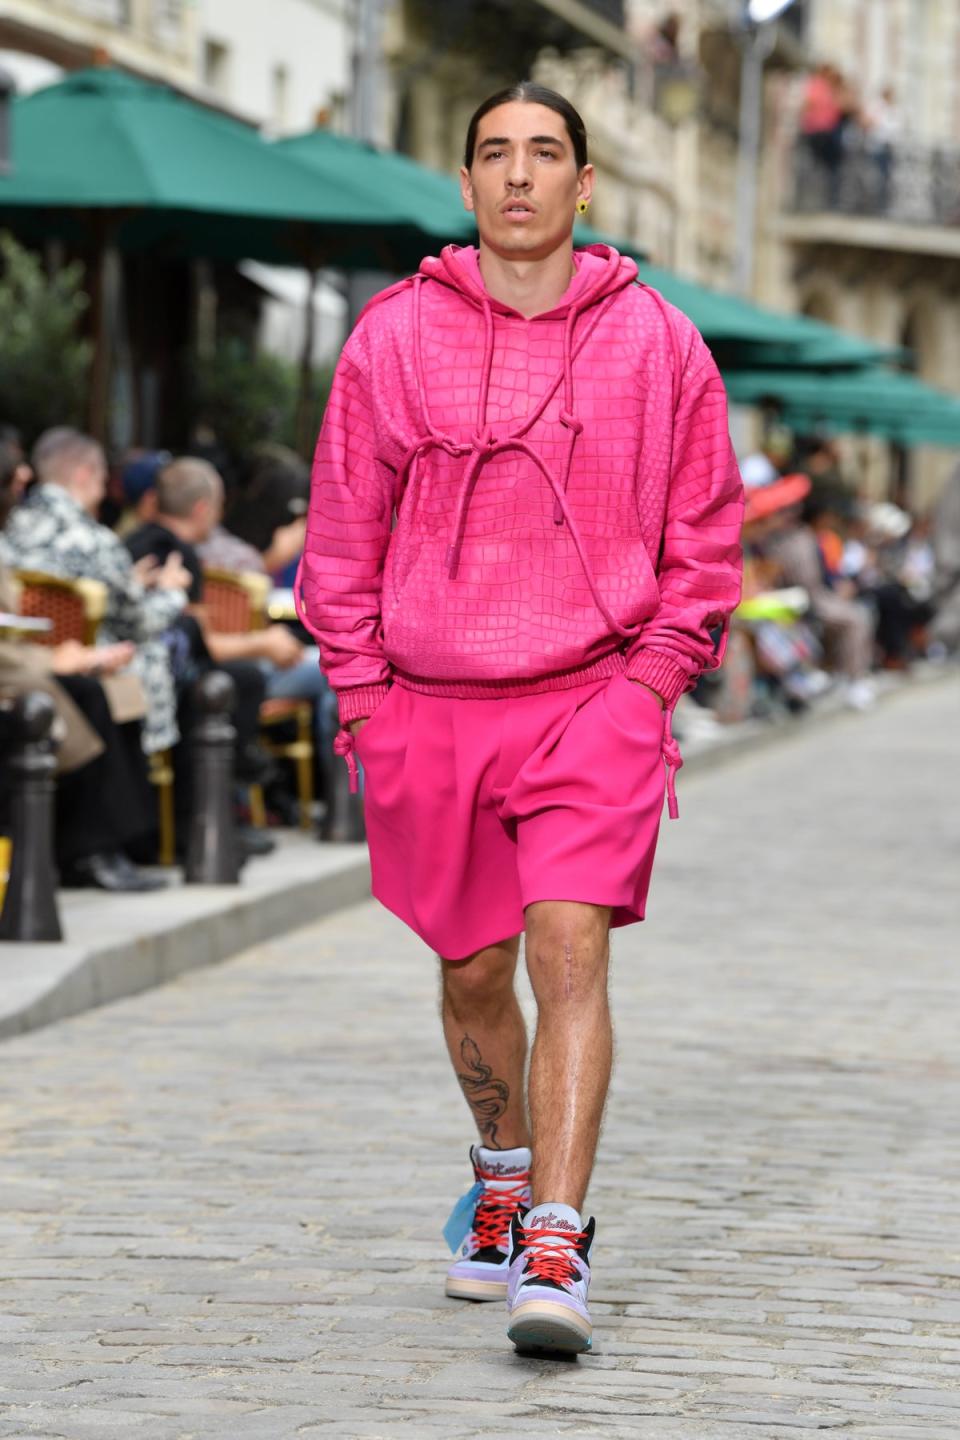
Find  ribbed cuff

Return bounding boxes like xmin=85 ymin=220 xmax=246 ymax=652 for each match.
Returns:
xmin=336 ymin=682 xmax=391 ymax=725
xmin=623 ymin=648 xmax=691 ymax=708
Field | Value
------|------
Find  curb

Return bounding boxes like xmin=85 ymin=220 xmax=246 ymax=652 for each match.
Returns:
xmin=0 ymin=845 xmax=370 ymax=1042
xmin=1 ymin=667 xmax=953 ymax=1044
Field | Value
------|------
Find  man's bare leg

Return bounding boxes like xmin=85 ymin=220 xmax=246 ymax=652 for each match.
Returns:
xmin=523 ymin=900 xmax=613 ymax=1211
xmin=439 ymin=936 xmax=531 ymax=1150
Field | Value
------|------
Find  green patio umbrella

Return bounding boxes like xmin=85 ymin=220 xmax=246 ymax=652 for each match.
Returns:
xmin=274 ymin=127 xmax=648 ymax=263
xmin=0 ymin=67 xmax=460 ymax=266
xmin=637 ymin=264 xmax=901 ymax=371
xmin=724 ymin=366 xmax=960 ymax=446
xmin=0 ymin=67 xmax=485 ymax=439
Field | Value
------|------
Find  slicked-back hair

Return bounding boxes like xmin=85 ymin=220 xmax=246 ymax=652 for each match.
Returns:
xmin=156 ymin=457 xmax=222 ymax=518
xmin=31 ymin=427 xmax=102 ymax=487
xmin=463 ymin=82 xmax=589 ymax=171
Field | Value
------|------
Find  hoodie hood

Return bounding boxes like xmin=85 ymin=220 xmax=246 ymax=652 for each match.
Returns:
xmin=419 ymin=242 xmax=638 ymax=319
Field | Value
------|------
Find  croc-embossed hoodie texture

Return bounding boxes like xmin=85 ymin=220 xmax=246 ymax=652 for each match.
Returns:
xmin=299 ymin=242 xmax=744 ymax=730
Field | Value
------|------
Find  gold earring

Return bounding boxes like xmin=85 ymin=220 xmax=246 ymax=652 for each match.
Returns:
xmin=576 ymin=199 xmax=589 ymax=215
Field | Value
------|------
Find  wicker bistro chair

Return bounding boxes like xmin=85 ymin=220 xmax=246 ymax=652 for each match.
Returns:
xmin=202 ymin=568 xmax=315 ymax=830
xmin=13 ymin=571 xmax=176 ymax=865
xmin=15 ymin=571 xmax=108 ymax=646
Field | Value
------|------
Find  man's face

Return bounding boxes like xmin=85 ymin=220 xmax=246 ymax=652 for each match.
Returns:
xmin=77 ymin=449 xmax=107 ymax=514
xmin=460 ymin=102 xmax=593 ymax=262
xmin=192 ymin=479 xmax=224 ymax=543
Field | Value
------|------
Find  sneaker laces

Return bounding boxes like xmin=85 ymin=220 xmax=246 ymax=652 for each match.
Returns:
xmin=517 ymin=1222 xmax=588 ymax=1286
xmin=471 ymin=1167 xmax=531 ymax=1249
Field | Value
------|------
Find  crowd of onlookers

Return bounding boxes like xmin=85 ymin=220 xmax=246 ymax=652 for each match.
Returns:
xmin=798 ymin=65 xmax=902 ymax=212
xmin=0 ymin=424 xmax=340 ymax=896
xmin=691 ymin=432 xmax=960 ymax=732
xmin=1 ymin=416 xmax=958 ymax=908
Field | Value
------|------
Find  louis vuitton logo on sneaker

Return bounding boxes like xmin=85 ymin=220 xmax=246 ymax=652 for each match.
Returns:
xmin=529 ymin=1211 xmax=578 ymax=1231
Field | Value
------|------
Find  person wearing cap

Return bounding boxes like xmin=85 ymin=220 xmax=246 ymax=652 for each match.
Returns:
xmin=768 ymin=485 xmax=878 ymax=709
xmin=738 ymin=467 xmax=831 ymax=706
xmin=115 ymin=450 xmax=172 ymax=538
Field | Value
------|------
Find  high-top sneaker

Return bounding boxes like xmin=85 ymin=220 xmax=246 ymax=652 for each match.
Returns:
xmin=444 ymin=1144 xmax=532 ymax=1300
xmin=506 ymin=1202 xmax=595 ymax=1354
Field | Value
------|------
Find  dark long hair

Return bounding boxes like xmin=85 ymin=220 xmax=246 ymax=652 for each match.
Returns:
xmin=0 ymin=437 xmax=23 ymax=530
xmin=463 ymin=83 xmax=588 ymax=171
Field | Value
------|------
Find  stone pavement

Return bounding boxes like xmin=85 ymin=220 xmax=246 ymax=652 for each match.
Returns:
xmin=0 ymin=678 xmax=957 ymax=1439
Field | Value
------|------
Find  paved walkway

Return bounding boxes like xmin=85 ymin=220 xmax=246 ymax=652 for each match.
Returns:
xmin=1 ymin=680 xmax=958 ymax=1439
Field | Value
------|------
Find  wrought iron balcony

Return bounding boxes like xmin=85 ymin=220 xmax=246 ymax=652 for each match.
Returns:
xmin=790 ymin=131 xmax=960 ymax=229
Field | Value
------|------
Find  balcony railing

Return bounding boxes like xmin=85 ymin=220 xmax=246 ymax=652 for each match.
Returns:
xmin=790 ymin=132 xmax=960 ymax=228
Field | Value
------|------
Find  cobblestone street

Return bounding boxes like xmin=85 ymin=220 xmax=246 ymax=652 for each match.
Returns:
xmin=1 ymin=680 xmax=958 ymax=1439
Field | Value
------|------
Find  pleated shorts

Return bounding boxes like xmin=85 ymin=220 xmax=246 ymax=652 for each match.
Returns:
xmin=355 ymin=671 xmax=669 ymax=960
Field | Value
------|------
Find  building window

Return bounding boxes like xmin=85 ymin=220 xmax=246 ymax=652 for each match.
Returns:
xmin=152 ymin=0 xmax=184 ymax=46
xmin=203 ymin=38 xmax=231 ymax=100
xmin=69 ymin=0 xmax=132 ymax=22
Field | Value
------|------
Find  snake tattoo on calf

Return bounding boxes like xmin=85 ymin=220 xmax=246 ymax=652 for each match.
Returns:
xmin=456 ymin=1033 xmax=510 ymax=1148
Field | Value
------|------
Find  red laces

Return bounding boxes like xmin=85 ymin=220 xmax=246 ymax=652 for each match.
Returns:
xmin=518 ymin=1223 xmax=588 ymax=1285
xmin=472 ymin=1170 xmax=531 ymax=1249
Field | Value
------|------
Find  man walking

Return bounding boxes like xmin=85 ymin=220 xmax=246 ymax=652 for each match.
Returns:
xmin=300 ymin=83 xmax=743 ymax=1354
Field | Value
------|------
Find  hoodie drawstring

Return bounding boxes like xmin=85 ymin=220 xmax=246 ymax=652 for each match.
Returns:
xmin=406 ymin=278 xmax=637 ymax=639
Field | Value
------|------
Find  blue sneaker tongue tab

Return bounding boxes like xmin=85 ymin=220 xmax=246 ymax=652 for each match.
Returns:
xmin=442 ymin=1180 xmax=484 ymax=1254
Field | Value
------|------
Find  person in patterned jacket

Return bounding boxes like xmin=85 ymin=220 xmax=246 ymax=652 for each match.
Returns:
xmin=2 ymin=428 xmax=190 ymax=755
xmin=299 ymin=84 xmax=744 ymax=1356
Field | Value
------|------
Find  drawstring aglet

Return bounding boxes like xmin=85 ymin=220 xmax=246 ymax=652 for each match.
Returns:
xmin=666 ymin=768 xmax=680 ymax=820
xmin=333 ymin=728 xmax=360 ymax=794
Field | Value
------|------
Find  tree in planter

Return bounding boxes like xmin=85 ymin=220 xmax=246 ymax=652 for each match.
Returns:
xmin=189 ymin=339 xmax=334 ymax=465
xmin=0 ymin=233 xmax=92 ymax=442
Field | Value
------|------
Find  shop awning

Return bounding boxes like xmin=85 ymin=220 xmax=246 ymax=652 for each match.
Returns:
xmin=637 ymin=264 xmax=902 ymax=370
xmin=724 ymin=366 xmax=960 ymax=447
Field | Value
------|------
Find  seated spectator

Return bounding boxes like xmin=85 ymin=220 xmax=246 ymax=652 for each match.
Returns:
xmin=770 ymin=488 xmax=878 ymax=709
xmin=1 ymin=428 xmax=190 ymax=756
xmin=0 ymin=447 xmax=163 ymax=891
xmin=929 ymin=462 xmax=960 ymax=657
xmin=191 ymin=452 xmax=338 ymax=777
xmin=127 ymin=458 xmax=337 ymax=835
xmin=127 ymin=457 xmax=307 ymax=676
xmin=842 ymin=502 xmax=933 ymax=669
xmin=218 ymin=443 xmax=309 ymax=584
xmin=125 ymin=459 xmax=282 ymax=853
xmin=737 ymin=468 xmax=831 ymax=709
xmin=114 ymin=449 xmax=171 ymax=538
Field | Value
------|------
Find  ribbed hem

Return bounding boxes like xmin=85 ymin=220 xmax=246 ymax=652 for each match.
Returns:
xmin=391 ymin=651 xmax=626 ymax=700
xmin=623 ymin=648 xmax=691 ymax=707
xmin=336 ymin=682 xmax=392 ymax=725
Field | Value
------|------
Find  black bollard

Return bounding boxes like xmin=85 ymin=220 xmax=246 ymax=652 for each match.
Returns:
xmin=322 ymin=751 xmax=367 ymax=843
xmin=185 ymin=670 xmax=240 ymax=885
xmin=0 ymin=690 xmax=62 ymax=942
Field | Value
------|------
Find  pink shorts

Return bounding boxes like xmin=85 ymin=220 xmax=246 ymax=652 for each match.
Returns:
xmin=352 ymin=672 xmax=673 ymax=960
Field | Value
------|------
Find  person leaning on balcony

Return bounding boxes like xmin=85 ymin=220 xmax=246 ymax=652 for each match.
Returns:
xmin=800 ymin=63 xmax=852 ymax=206
xmin=1 ymin=427 xmax=191 ymax=756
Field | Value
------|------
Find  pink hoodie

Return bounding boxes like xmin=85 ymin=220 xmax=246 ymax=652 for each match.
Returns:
xmin=298 ymin=243 xmax=744 ymax=810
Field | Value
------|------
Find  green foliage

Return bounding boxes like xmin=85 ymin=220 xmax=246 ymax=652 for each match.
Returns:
xmin=189 ymin=338 xmax=335 ymax=462
xmin=0 ymin=232 xmax=92 ymax=441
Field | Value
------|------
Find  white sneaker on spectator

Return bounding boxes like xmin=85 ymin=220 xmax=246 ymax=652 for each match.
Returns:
xmin=843 ymin=678 xmax=877 ymax=711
